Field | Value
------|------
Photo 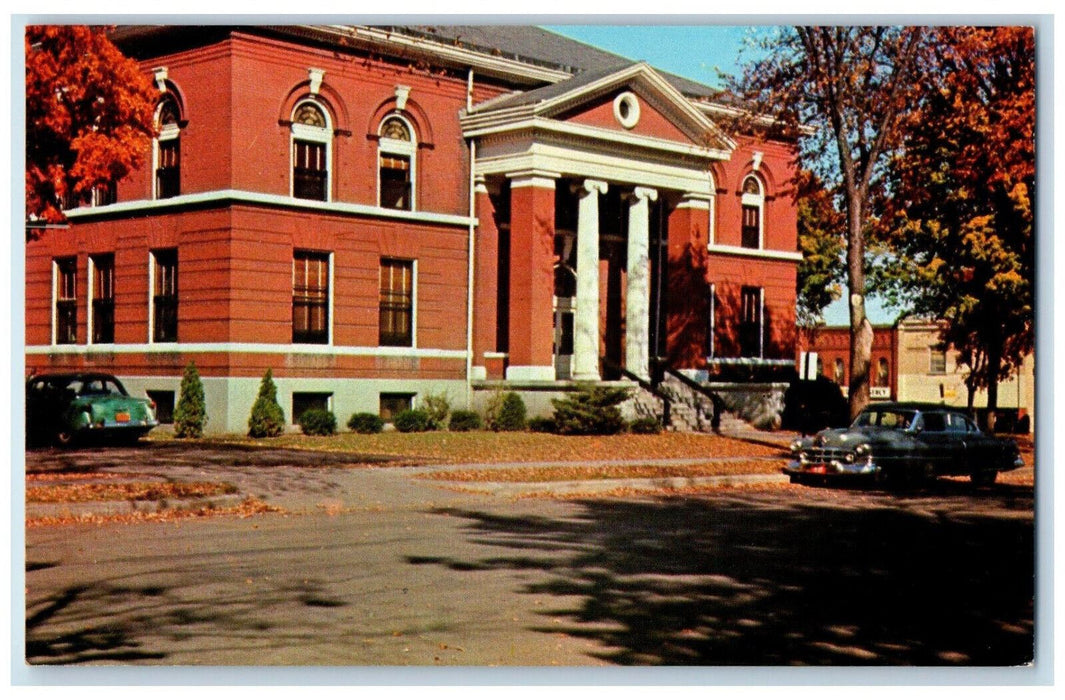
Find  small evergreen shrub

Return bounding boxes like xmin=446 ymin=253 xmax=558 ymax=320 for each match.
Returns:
xmin=248 ymin=369 xmax=286 ymax=438
xmin=551 ymin=386 xmax=631 ymax=436
xmin=494 ymin=392 xmax=527 ymax=432
xmin=528 ymin=416 xmax=557 ymax=433
xmin=629 ymin=416 xmax=663 ymax=435
xmin=421 ymin=391 xmax=452 ymax=431
xmin=348 ymin=412 xmax=384 ymax=434
xmin=448 ymin=409 xmax=482 ymax=432
xmin=393 ymin=408 xmax=431 ymax=433
xmin=173 ymin=361 xmax=207 ymax=438
xmin=299 ymin=408 xmax=337 ymax=436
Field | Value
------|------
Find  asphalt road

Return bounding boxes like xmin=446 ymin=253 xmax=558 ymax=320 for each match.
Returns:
xmin=22 ymin=442 xmax=1036 ymax=671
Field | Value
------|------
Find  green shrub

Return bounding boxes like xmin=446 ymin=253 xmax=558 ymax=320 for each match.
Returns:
xmin=551 ymin=386 xmax=631 ymax=436
xmin=448 ymin=409 xmax=482 ymax=432
xmin=173 ymin=361 xmax=207 ymax=438
xmin=493 ymin=392 xmax=527 ymax=432
xmin=421 ymin=391 xmax=452 ymax=430
xmin=247 ymin=369 xmax=286 ymax=438
xmin=393 ymin=408 xmax=431 ymax=433
xmin=528 ymin=416 xmax=557 ymax=433
xmin=299 ymin=408 xmax=337 ymax=436
xmin=629 ymin=416 xmax=663 ymax=435
xmin=348 ymin=412 xmax=384 ymax=434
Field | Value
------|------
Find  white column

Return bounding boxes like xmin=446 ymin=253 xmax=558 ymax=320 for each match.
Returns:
xmin=626 ymin=186 xmax=657 ymax=379
xmin=573 ymin=179 xmax=607 ymax=381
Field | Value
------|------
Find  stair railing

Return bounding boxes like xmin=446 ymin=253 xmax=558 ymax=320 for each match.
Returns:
xmin=651 ymin=359 xmax=724 ymax=431
xmin=600 ymin=356 xmax=671 ymax=428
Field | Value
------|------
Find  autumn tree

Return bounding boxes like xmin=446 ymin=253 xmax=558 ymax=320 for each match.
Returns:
xmin=734 ymin=26 xmax=925 ymax=418
xmin=794 ymin=169 xmax=845 ymax=328
xmin=878 ymin=27 xmax=1035 ymax=420
xmin=25 ymin=25 xmax=156 ymax=234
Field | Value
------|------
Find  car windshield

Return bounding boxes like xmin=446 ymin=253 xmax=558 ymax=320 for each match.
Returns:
xmin=853 ymin=409 xmax=917 ymax=430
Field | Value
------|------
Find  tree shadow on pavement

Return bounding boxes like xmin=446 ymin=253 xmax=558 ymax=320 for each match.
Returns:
xmin=415 ymin=488 xmax=1035 ymax=665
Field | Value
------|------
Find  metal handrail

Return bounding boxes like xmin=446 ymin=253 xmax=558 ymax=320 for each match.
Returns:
xmin=600 ymin=356 xmax=671 ymax=428
xmin=652 ymin=359 xmax=724 ymax=431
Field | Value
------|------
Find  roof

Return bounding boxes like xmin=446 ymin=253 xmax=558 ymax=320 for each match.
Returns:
xmin=392 ymin=25 xmax=720 ymax=99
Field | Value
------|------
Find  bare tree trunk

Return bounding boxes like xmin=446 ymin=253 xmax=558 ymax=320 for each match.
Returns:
xmin=846 ymin=194 xmax=871 ymax=420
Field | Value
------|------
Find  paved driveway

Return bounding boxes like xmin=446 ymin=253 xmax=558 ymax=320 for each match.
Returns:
xmin=22 ymin=442 xmax=1036 ymax=672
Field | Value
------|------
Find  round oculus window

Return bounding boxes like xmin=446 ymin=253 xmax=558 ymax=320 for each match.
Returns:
xmin=613 ymin=92 xmax=640 ymax=129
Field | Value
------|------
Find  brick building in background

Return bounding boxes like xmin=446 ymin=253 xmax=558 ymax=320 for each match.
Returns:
xmin=25 ymin=25 xmax=801 ymax=433
xmin=798 ymin=318 xmax=1034 ymax=432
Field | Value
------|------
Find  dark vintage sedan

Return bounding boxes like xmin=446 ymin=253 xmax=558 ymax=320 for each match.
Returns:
xmin=26 ymin=372 xmax=159 ymax=447
xmin=784 ymin=401 xmax=1024 ymax=486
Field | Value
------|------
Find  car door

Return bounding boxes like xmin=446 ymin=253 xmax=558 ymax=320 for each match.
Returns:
xmin=916 ymin=411 xmax=953 ymax=475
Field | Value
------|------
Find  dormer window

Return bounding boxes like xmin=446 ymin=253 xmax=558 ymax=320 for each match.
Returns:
xmin=378 ymin=116 xmax=416 ymax=210
xmin=291 ymin=101 xmax=331 ymax=201
xmin=155 ymin=96 xmax=182 ymax=199
xmin=740 ymin=175 xmax=764 ymax=249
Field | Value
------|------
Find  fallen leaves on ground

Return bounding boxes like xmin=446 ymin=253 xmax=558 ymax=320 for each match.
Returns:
xmin=417 ymin=459 xmax=784 ymax=483
xmin=25 ymin=496 xmax=284 ymax=528
xmin=218 ymin=431 xmax=786 ymax=465
xmin=27 ymin=481 xmax=239 ymax=504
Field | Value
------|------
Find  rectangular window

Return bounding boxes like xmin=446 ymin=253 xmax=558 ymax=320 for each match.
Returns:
xmin=90 ymin=254 xmax=115 ymax=344
xmin=739 ymin=286 xmax=763 ymax=358
xmin=156 ymin=138 xmax=180 ymax=199
xmin=379 ymin=258 xmax=414 ymax=347
xmin=292 ymin=392 xmax=332 ymax=424
xmin=146 ymin=390 xmax=175 ymax=424
xmin=293 ymin=251 xmax=330 ymax=344
xmin=54 ymin=257 xmax=77 ymax=345
xmin=152 ymin=249 xmax=178 ymax=342
xmin=380 ymin=154 xmax=411 ymax=210
xmin=930 ymin=346 xmax=947 ymax=374
xmin=293 ymin=140 xmax=327 ymax=201
xmin=379 ymin=393 xmax=414 ymax=422
xmin=741 ymin=204 xmax=760 ymax=249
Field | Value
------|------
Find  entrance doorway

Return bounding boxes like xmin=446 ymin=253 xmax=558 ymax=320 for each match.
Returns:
xmin=553 ymin=263 xmax=576 ymax=379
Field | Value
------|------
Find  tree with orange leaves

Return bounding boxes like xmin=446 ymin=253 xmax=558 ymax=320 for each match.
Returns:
xmin=877 ymin=26 xmax=1035 ymax=420
xmin=25 ymin=25 xmax=156 ymax=236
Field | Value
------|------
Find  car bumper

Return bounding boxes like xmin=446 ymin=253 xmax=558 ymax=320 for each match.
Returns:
xmin=783 ymin=459 xmax=881 ymax=478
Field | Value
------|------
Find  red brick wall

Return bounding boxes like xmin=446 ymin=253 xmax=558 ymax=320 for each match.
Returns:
xmin=563 ymin=90 xmax=695 ymax=143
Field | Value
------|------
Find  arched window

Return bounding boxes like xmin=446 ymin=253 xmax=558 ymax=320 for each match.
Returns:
xmin=291 ymin=101 xmax=331 ymax=201
xmin=834 ymin=358 xmax=846 ymax=385
xmin=877 ymin=357 xmax=890 ymax=387
xmin=154 ymin=96 xmax=182 ymax=199
xmin=378 ymin=115 xmax=416 ymax=210
xmin=740 ymin=175 xmax=764 ymax=249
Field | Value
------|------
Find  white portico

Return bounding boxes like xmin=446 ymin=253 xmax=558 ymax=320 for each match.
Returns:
xmin=462 ymin=62 xmax=735 ymax=383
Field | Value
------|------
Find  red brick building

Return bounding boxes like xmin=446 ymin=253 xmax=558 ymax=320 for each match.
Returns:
xmin=25 ymin=26 xmax=801 ymax=432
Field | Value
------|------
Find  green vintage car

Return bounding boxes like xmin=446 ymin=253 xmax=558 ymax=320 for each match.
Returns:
xmin=784 ymin=402 xmax=1025 ymax=487
xmin=26 ymin=372 xmax=159 ymax=447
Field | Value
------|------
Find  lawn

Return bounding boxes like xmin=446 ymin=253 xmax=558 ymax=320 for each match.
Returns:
xmin=211 ymin=430 xmax=787 ymax=465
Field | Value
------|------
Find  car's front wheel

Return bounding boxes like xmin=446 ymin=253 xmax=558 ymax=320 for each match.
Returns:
xmin=971 ymin=470 xmax=998 ymax=487
xmin=54 ymin=427 xmax=77 ymax=447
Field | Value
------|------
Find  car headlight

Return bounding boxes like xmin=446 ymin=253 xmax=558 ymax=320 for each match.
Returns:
xmin=797 ymin=450 xmax=809 ymax=463
xmin=790 ymin=439 xmax=804 ymax=453
xmin=843 ymin=451 xmax=855 ymax=463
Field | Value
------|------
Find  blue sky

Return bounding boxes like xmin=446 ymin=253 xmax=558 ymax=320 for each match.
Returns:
xmin=543 ymin=24 xmax=765 ymax=89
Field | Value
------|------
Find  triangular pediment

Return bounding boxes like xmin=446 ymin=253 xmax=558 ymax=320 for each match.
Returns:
xmin=464 ymin=62 xmax=735 ymax=153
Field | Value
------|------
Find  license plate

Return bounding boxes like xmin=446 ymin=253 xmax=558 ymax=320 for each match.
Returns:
xmin=806 ymin=464 xmax=827 ymax=474
xmin=115 ymin=412 xmax=130 ymax=423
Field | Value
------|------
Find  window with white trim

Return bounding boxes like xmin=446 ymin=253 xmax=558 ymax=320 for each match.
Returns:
xmin=379 ymin=258 xmax=414 ymax=347
xmin=54 ymin=257 xmax=77 ymax=345
xmin=151 ymin=249 xmax=178 ymax=343
xmin=154 ymin=96 xmax=181 ymax=199
xmin=740 ymin=175 xmax=764 ymax=249
xmin=378 ymin=116 xmax=415 ymax=210
xmin=293 ymin=250 xmax=331 ymax=344
xmin=739 ymin=286 xmax=763 ymax=358
xmin=291 ymin=101 xmax=331 ymax=201
xmin=89 ymin=253 xmax=115 ymax=344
